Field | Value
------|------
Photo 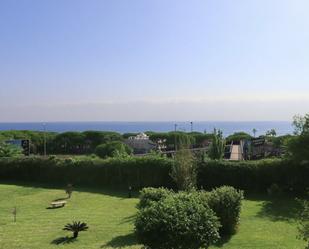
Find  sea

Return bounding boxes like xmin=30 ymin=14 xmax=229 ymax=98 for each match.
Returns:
xmin=0 ymin=121 xmax=293 ymax=137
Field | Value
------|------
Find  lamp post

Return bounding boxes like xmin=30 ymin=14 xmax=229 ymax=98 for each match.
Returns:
xmin=190 ymin=122 xmax=193 ymax=132
xmin=43 ymin=123 xmax=47 ymax=156
xmin=174 ymin=123 xmax=177 ymax=151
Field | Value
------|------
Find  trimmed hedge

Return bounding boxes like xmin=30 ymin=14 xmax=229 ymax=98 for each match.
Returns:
xmin=135 ymin=192 xmax=221 ymax=249
xmin=0 ymin=156 xmax=174 ymax=189
xmin=0 ymin=157 xmax=308 ymax=193
xmin=197 ymin=159 xmax=309 ymax=194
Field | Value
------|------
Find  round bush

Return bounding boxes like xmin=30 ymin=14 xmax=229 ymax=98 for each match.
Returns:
xmin=95 ymin=141 xmax=132 ymax=158
xmin=207 ymin=186 xmax=244 ymax=235
xmin=137 ymin=187 xmax=173 ymax=209
xmin=135 ymin=193 xmax=220 ymax=249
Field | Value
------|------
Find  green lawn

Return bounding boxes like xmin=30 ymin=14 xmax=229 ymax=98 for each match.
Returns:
xmin=0 ymin=183 xmax=306 ymax=249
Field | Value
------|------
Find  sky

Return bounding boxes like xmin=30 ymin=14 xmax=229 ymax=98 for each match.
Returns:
xmin=0 ymin=0 xmax=309 ymax=122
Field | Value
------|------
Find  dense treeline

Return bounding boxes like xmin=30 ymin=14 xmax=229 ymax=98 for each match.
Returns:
xmin=0 ymin=130 xmax=56 ymax=154
xmin=0 ymin=129 xmax=292 ymax=157
xmin=0 ymin=156 xmax=308 ymax=193
xmin=0 ymin=130 xmax=214 ymax=155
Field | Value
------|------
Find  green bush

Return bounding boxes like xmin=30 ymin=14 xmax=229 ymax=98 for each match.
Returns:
xmin=136 ymin=187 xmax=243 ymax=237
xmin=267 ymin=183 xmax=283 ymax=197
xmin=287 ymin=134 xmax=309 ymax=163
xmin=135 ymin=193 xmax=220 ymax=249
xmin=95 ymin=141 xmax=132 ymax=158
xmin=0 ymin=143 xmax=23 ymax=158
xmin=207 ymin=186 xmax=244 ymax=235
xmin=137 ymin=187 xmax=173 ymax=209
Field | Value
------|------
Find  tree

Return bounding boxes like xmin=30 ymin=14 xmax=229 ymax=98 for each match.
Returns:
xmin=226 ymin=132 xmax=252 ymax=144
xmin=0 ymin=143 xmax=23 ymax=158
xmin=252 ymin=128 xmax=257 ymax=138
xmin=95 ymin=141 xmax=132 ymax=158
xmin=63 ymin=221 xmax=89 ymax=238
xmin=171 ymin=143 xmax=196 ymax=191
xmin=293 ymin=114 xmax=309 ymax=135
xmin=266 ymin=129 xmax=277 ymax=137
xmin=208 ymin=129 xmax=225 ymax=160
xmin=287 ymin=114 xmax=309 ymax=162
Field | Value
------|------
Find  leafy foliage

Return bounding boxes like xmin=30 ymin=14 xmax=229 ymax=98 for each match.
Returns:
xmin=0 ymin=143 xmax=23 ymax=158
xmin=197 ymin=159 xmax=309 ymax=194
xmin=135 ymin=193 xmax=220 ymax=249
xmin=63 ymin=221 xmax=89 ymax=238
xmin=293 ymin=114 xmax=309 ymax=135
xmin=226 ymin=132 xmax=252 ymax=144
xmin=266 ymin=129 xmax=277 ymax=137
xmin=137 ymin=186 xmax=244 ymax=238
xmin=137 ymin=187 xmax=173 ymax=209
xmin=0 ymin=156 xmax=174 ymax=188
xmin=208 ymin=129 xmax=225 ymax=160
xmin=95 ymin=141 xmax=132 ymax=158
xmin=171 ymin=144 xmax=196 ymax=190
xmin=207 ymin=186 xmax=244 ymax=235
xmin=288 ymin=114 xmax=309 ymax=163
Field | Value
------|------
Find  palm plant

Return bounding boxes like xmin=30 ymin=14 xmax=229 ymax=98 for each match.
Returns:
xmin=63 ymin=221 xmax=88 ymax=238
xmin=252 ymin=128 xmax=257 ymax=138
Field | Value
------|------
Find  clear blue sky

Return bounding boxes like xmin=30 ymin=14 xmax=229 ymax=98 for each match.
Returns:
xmin=1 ymin=0 xmax=308 ymax=121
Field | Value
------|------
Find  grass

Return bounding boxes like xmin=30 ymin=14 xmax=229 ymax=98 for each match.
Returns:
xmin=0 ymin=182 xmax=306 ymax=249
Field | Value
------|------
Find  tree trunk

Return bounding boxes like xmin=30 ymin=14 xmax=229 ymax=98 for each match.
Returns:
xmin=73 ymin=231 xmax=78 ymax=238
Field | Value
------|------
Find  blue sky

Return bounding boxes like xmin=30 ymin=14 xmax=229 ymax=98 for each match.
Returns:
xmin=1 ymin=0 xmax=309 ymax=121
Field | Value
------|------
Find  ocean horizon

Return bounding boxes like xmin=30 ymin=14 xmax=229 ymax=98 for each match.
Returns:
xmin=0 ymin=121 xmax=293 ymax=136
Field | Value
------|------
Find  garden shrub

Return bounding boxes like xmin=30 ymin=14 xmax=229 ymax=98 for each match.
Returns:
xmin=137 ymin=187 xmax=173 ymax=209
xmin=135 ymin=193 xmax=220 ymax=249
xmin=267 ymin=183 xmax=283 ymax=197
xmin=95 ymin=141 xmax=132 ymax=158
xmin=207 ymin=186 xmax=244 ymax=235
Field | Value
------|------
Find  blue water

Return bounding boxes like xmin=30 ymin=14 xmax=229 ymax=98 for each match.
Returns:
xmin=0 ymin=121 xmax=293 ymax=136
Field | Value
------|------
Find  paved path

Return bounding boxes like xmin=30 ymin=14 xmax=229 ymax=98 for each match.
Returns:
xmin=230 ymin=145 xmax=242 ymax=160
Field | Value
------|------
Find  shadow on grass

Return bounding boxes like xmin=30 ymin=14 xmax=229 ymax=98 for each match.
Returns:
xmin=51 ymin=236 xmax=76 ymax=245
xmin=247 ymin=194 xmax=302 ymax=221
xmin=46 ymin=205 xmax=65 ymax=210
xmin=118 ymin=214 xmax=137 ymax=225
xmin=101 ymin=233 xmax=138 ymax=248
xmin=53 ymin=197 xmax=69 ymax=202
xmin=214 ymin=235 xmax=232 ymax=247
xmin=0 ymin=180 xmax=139 ymax=199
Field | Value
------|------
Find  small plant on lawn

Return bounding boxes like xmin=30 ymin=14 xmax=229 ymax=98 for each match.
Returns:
xmin=63 ymin=221 xmax=89 ymax=238
xmin=267 ymin=183 xmax=282 ymax=197
xmin=65 ymin=184 xmax=73 ymax=198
